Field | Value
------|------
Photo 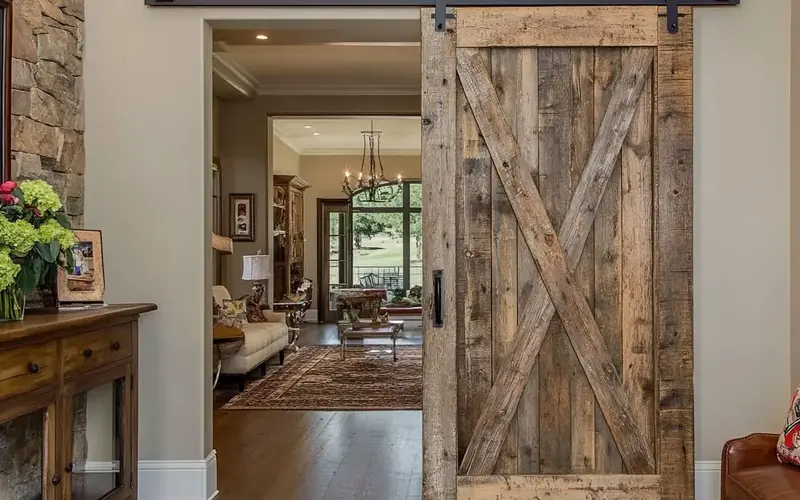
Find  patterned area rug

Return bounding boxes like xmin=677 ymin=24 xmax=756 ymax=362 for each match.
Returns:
xmin=221 ymin=345 xmax=422 ymax=411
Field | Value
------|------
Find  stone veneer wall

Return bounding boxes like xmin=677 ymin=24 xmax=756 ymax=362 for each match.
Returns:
xmin=11 ymin=0 xmax=85 ymax=228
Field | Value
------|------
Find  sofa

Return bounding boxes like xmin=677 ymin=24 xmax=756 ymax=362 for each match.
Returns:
xmin=213 ymin=285 xmax=289 ymax=391
xmin=721 ymin=433 xmax=800 ymax=499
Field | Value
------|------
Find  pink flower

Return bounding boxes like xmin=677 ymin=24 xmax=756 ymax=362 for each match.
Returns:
xmin=0 ymin=181 xmax=16 ymax=194
xmin=0 ymin=194 xmax=19 ymax=205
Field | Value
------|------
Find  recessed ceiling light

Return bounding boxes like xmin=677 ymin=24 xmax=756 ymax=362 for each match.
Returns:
xmin=256 ymin=34 xmax=269 ymax=40
xmin=312 ymin=132 xmax=320 ymax=136
xmin=303 ymin=125 xmax=312 ymax=129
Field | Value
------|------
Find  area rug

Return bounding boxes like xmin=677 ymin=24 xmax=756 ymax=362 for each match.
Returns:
xmin=221 ymin=345 xmax=422 ymax=411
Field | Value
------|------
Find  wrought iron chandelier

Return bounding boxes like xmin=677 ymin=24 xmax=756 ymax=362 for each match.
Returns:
xmin=341 ymin=120 xmax=403 ymax=203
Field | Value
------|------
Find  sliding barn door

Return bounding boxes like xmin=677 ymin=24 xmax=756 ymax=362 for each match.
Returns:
xmin=422 ymin=6 xmax=693 ymax=500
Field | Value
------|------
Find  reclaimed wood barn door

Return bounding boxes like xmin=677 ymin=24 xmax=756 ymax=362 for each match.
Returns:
xmin=421 ymin=6 xmax=693 ymax=500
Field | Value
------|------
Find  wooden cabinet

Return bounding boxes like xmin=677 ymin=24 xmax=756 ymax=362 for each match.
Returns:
xmin=0 ymin=304 xmax=156 ymax=500
xmin=273 ymin=175 xmax=310 ymax=302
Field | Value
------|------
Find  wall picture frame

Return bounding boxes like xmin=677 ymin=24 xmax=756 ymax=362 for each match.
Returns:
xmin=230 ymin=193 xmax=255 ymax=242
xmin=57 ymin=229 xmax=106 ymax=304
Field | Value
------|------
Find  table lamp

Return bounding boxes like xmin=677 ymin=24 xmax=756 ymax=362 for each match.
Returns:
xmin=242 ymin=251 xmax=271 ymax=305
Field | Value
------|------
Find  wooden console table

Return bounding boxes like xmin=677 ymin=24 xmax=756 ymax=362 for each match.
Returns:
xmin=0 ymin=304 xmax=157 ymax=500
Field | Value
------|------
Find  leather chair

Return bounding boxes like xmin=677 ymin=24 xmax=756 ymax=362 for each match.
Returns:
xmin=722 ymin=433 xmax=800 ymax=499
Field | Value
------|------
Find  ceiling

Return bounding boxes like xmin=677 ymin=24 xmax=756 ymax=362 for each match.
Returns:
xmin=273 ymin=117 xmax=421 ymax=155
xmin=212 ymin=20 xmax=421 ymax=100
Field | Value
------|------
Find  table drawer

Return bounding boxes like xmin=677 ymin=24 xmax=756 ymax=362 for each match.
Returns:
xmin=0 ymin=342 xmax=58 ymax=400
xmin=63 ymin=324 xmax=132 ymax=377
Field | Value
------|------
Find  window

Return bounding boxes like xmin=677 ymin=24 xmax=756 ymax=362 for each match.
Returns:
xmin=350 ymin=181 xmax=421 ymax=295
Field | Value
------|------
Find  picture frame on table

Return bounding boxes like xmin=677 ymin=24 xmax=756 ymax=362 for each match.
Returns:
xmin=230 ymin=193 xmax=255 ymax=242
xmin=57 ymin=229 xmax=106 ymax=305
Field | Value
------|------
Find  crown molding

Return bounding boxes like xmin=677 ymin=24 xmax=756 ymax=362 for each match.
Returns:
xmin=257 ymin=84 xmax=420 ymax=96
xmin=270 ymin=122 xmax=303 ymax=154
xmin=300 ymin=148 xmax=420 ymax=156
xmin=212 ymin=53 xmax=259 ymax=100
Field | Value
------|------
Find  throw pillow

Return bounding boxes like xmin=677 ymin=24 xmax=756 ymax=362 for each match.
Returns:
xmin=243 ymin=294 xmax=267 ymax=323
xmin=777 ymin=384 xmax=800 ymax=466
xmin=219 ymin=299 xmax=248 ymax=329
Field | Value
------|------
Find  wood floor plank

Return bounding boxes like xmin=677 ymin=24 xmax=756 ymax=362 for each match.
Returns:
xmin=490 ymin=46 xmax=520 ymax=474
xmin=536 ymin=47 xmax=573 ymax=475
xmin=457 ymin=474 xmax=660 ymax=500
xmin=592 ymin=47 xmax=625 ymax=474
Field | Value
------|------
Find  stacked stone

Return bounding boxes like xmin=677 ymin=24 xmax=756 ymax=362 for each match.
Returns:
xmin=11 ymin=0 xmax=85 ymax=228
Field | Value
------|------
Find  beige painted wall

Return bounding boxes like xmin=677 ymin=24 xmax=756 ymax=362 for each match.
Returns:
xmin=218 ymin=100 xmax=271 ymax=300
xmin=273 ymin=136 xmax=301 ymax=176
xmin=792 ymin=0 xmax=800 ymax=393
xmin=83 ymin=0 xmax=794 ymax=474
xmin=695 ymin=1 xmax=792 ymax=456
xmin=300 ymin=154 xmax=420 ymax=309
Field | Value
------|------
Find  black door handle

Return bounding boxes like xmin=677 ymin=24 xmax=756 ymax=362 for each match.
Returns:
xmin=433 ymin=270 xmax=443 ymax=328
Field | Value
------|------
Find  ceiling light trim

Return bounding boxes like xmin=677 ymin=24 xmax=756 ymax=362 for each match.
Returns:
xmin=257 ymin=84 xmax=420 ymax=96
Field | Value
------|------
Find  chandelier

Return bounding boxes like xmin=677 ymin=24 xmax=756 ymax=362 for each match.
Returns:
xmin=342 ymin=120 xmax=403 ymax=203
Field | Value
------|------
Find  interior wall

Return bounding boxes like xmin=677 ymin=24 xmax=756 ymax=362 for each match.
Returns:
xmin=218 ymin=100 xmax=270 ymax=299
xmin=272 ymin=136 xmax=300 ymax=176
xmin=695 ymin=0 xmax=792 ymax=458
xmin=300 ymin=154 xmax=420 ymax=310
xmin=791 ymin=0 xmax=800 ymax=393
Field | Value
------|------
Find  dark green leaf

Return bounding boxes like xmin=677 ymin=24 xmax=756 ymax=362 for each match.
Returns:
xmin=11 ymin=187 xmax=23 ymax=205
xmin=65 ymin=248 xmax=75 ymax=273
xmin=49 ymin=240 xmax=60 ymax=261
xmin=18 ymin=258 xmax=42 ymax=294
xmin=55 ymin=212 xmax=70 ymax=229
xmin=35 ymin=242 xmax=56 ymax=263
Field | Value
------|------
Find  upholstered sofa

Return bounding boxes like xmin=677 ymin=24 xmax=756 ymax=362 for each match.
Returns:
xmin=213 ymin=285 xmax=289 ymax=390
xmin=721 ymin=433 xmax=800 ymax=499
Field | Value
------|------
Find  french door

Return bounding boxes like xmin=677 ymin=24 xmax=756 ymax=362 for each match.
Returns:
xmin=318 ymin=199 xmax=351 ymax=323
xmin=422 ymin=6 xmax=694 ymax=500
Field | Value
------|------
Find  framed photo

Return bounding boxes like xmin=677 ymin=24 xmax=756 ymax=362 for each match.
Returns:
xmin=230 ymin=193 xmax=255 ymax=242
xmin=57 ymin=230 xmax=105 ymax=304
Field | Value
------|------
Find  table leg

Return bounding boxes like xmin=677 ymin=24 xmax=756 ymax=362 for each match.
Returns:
xmin=393 ymin=335 xmax=397 ymax=362
xmin=286 ymin=327 xmax=300 ymax=352
xmin=341 ymin=336 xmax=346 ymax=360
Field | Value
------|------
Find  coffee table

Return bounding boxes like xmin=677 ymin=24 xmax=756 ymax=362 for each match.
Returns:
xmin=340 ymin=324 xmax=401 ymax=362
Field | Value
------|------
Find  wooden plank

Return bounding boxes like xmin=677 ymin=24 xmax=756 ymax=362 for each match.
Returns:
xmin=456 ymin=474 xmax=660 ymax=500
xmin=489 ymin=47 xmax=519 ymax=474
xmin=455 ymin=54 xmax=493 ymax=463
xmin=568 ymin=47 xmax=596 ymax=475
xmin=536 ymin=47 xmax=572 ymax=475
xmin=456 ymin=46 xmax=656 ymax=475
xmin=421 ymin=9 xmax=458 ymax=500
xmin=457 ymin=6 xmax=658 ymax=48
xmin=621 ymin=50 xmax=655 ymax=456
xmin=592 ymin=47 xmax=625 ymax=474
xmin=655 ymin=8 xmax=694 ymax=500
xmin=510 ymin=47 xmax=540 ymax=475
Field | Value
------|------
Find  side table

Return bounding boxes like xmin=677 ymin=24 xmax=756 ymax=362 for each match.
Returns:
xmin=271 ymin=299 xmax=312 ymax=352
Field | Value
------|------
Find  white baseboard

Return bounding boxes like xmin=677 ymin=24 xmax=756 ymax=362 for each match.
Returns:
xmin=305 ymin=309 xmax=318 ymax=322
xmin=696 ymin=461 xmax=721 ymax=500
xmin=138 ymin=449 xmax=218 ymax=500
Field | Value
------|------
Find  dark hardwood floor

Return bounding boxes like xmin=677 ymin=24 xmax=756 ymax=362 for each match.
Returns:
xmin=214 ymin=322 xmax=423 ymax=500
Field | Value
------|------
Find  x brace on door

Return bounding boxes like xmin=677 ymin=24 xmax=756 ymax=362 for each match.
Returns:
xmin=147 ymin=0 xmax=739 ymax=34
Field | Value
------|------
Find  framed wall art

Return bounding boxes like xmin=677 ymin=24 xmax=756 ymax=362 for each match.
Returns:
xmin=230 ymin=193 xmax=255 ymax=242
xmin=57 ymin=230 xmax=106 ymax=305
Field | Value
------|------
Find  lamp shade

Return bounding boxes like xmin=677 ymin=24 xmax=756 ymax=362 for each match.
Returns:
xmin=211 ymin=233 xmax=233 ymax=254
xmin=242 ymin=254 xmax=271 ymax=281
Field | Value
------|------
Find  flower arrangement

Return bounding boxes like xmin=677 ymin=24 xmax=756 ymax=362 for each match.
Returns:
xmin=0 ymin=180 xmax=76 ymax=320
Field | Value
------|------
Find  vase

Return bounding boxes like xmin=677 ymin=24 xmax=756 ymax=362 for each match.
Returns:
xmin=0 ymin=286 xmax=25 ymax=321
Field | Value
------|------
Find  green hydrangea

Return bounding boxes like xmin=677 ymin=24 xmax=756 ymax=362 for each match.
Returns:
xmin=38 ymin=219 xmax=77 ymax=250
xmin=0 ymin=247 xmax=21 ymax=290
xmin=20 ymin=180 xmax=62 ymax=213
xmin=0 ymin=218 xmax=36 ymax=254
